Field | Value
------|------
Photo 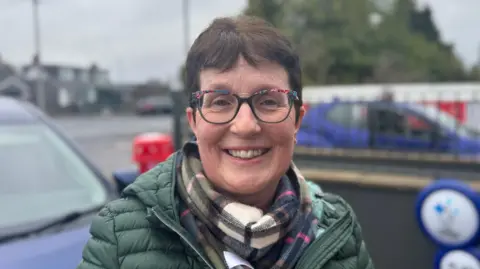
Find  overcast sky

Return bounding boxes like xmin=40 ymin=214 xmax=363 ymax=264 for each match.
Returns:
xmin=0 ymin=0 xmax=479 ymax=84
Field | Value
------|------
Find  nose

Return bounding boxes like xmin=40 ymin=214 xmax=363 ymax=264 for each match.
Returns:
xmin=230 ymin=103 xmax=261 ymax=136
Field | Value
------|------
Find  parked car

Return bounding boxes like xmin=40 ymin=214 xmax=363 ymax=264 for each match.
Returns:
xmin=298 ymin=100 xmax=480 ymax=154
xmin=135 ymin=96 xmax=173 ymax=115
xmin=0 ymin=97 xmax=124 ymax=269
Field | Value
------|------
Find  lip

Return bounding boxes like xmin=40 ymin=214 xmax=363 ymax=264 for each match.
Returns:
xmin=223 ymin=148 xmax=271 ymax=165
xmin=222 ymin=146 xmax=271 ymax=150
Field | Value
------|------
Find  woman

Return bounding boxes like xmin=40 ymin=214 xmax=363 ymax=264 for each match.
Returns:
xmin=77 ymin=15 xmax=373 ymax=269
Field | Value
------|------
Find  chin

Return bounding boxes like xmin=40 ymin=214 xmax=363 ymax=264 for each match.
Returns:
xmin=222 ymin=174 xmax=274 ymax=195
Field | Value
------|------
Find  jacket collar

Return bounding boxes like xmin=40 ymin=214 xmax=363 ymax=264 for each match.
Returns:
xmin=122 ymin=152 xmax=181 ymax=225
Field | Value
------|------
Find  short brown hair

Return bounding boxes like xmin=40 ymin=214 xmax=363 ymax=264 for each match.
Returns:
xmin=185 ymin=15 xmax=303 ymax=119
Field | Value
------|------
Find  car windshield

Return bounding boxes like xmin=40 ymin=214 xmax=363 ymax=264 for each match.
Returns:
xmin=0 ymin=123 xmax=108 ymax=232
xmin=406 ymin=103 xmax=471 ymax=137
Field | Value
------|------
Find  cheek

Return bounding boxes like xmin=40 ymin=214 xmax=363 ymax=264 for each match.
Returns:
xmin=267 ymin=123 xmax=296 ymax=167
xmin=265 ymin=121 xmax=296 ymax=147
xmin=195 ymin=122 xmax=226 ymax=151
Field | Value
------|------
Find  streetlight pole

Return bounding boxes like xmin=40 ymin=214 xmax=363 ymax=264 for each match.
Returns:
xmin=32 ymin=0 xmax=46 ymax=112
xmin=182 ymin=0 xmax=190 ymax=55
xmin=172 ymin=0 xmax=190 ymax=151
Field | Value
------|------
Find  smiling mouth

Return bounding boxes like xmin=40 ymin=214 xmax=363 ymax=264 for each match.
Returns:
xmin=224 ymin=148 xmax=270 ymax=160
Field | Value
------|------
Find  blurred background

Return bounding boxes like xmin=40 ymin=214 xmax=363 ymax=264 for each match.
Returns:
xmin=2 ymin=1 xmax=480 ymax=268
xmin=1 ymin=0 xmax=480 ymax=176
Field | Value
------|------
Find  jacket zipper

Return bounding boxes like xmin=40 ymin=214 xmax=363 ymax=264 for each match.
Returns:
xmin=295 ymin=211 xmax=353 ymax=269
xmin=151 ymin=207 xmax=215 ymax=269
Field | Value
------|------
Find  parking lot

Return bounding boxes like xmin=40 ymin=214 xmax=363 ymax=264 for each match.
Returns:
xmin=54 ymin=115 xmax=172 ymax=177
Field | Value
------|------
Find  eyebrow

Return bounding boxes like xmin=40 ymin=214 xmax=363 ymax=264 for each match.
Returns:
xmin=205 ymin=82 xmax=286 ymax=91
xmin=255 ymin=83 xmax=286 ymax=91
xmin=203 ymin=83 xmax=232 ymax=91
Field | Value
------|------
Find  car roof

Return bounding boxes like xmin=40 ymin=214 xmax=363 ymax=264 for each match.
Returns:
xmin=0 ymin=96 xmax=38 ymax=124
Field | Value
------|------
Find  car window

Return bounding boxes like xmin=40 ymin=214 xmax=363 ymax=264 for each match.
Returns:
xmin=406 ymin=114 xmax=435 ymax=139
xmin=0 ymin=123 xmax=108 ymax=231
xmin=326 ymin=103 xmax=367 ymax=129
xmin=368 ymin=107 xmax=404 ymax=134
xmin=370 ymin=107 xmax=434 ymax=140
xmin=406 ymin=103 xmax=473 ymax=137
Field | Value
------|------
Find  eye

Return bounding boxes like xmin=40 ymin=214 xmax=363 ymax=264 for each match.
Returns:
xmin=254 ymin=89 xmax=288 ymax=108
xmin=260 ymin=99 xmax=279 ymax=106
xmin=212 ymin=98 xmax=232 ymax=106
xmin=201 ymin=92 xmax=236 ymax=109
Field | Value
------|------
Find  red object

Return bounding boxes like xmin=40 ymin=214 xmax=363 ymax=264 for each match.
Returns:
xmin=422 ymin=101 xmax=466 ymax=123
xmin=407 ymin=115 xmax=429 ymax=130
xmin=303 ymin=104 xmax=310 ymax=114
xmin=132 ymin=132 xmax=174 ymax=173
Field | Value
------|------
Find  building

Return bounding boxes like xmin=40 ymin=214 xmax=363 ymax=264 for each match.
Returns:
xmin=1 ymin=55 xmax=172 ymax=115
xmin=0 ymin=56 xmax=32 ymax=101
xmin=21 ymin=61 xmax=111 ymax=115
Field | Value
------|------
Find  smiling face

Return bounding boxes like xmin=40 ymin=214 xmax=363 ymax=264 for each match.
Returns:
xmin=186 ymin=57 xmax=305 ymax=204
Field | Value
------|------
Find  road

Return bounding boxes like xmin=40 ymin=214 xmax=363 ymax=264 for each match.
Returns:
xmin=54 ymin=115 xmax=173 ymax=177
xmin=54 ymin=115 xmax=172 ymax=139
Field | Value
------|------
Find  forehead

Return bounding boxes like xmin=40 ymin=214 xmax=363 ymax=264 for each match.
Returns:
xmin=199 ymin=57 xmax=289 ymax=93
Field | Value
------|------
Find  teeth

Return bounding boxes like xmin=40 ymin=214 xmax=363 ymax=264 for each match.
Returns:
xmin=228 ymin=149 xmax=265 ymax=159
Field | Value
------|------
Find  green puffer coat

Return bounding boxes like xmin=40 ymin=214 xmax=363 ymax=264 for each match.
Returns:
xmin=77 ymin=153 xmax=374 ymax=269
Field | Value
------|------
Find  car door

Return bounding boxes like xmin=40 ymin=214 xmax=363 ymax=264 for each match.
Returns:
xmin=322 ymin=102 xmax=369 ymax=148
xmin=367 ymin=104 xmax=441 ymax=152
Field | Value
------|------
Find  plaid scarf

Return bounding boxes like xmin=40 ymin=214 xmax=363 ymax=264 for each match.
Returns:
xmin=176 ymin=142 xmax=318 ymax=269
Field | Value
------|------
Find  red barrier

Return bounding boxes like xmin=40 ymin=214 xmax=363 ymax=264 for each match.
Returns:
xmin=422 ymin=101 xmax=467 ymax=123
xmin=132 ymin=132 xmax=174 ymax=173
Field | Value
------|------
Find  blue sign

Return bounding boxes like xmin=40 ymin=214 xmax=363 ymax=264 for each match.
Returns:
xmin=416 ymin=179 xmax=480 ymax=249
xmin=435 ymin=248 xmax=480 ymax=269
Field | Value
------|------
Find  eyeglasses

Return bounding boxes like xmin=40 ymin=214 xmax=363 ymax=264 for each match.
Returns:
xmin=190 ymin=89 xmax=299 ymax=124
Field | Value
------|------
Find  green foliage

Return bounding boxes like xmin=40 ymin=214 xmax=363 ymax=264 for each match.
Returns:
xmin=243 ymin=0 xmax=286 ymax=26
xmin=175 ymin=0 xmax=474 ymax=87
xmin=241 ymin=0 xmax=471 ymax=85
xmin=469 ymin=64 xmax=480 ymax=80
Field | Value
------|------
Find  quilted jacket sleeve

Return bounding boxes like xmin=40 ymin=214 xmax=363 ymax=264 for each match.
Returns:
xmin=350 ymin=206 xmax=374 ymax=269
xmin=323 ymin=230 xmax=374 ymax=269
xmin=356 ymin=241 xmax=374 ymax=269
xmin=320 ymin=220 xmax=374 ymax=269
xmin=325 ymin=208 xmax=375 ymax=269
xmin=76 ymin=205 xmax=120 ymax=269
xmin=320 ymin=191 xmax=375 ymax=269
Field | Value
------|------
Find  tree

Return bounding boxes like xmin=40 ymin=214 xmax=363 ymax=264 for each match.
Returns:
xmin=410 ymin=6 xmax=440 ymax=43
xmin=470 ymin=66 xmax=480 ymax=80
xmin=279 ymin=0 xmax=380 ymax=84
xmin=179 ymin=0 xmax=469 ymax=86
xmin=243 ymin=0 xmax=287 ymax=27
xmin=372 ymin=0 xmax=467 ymax=82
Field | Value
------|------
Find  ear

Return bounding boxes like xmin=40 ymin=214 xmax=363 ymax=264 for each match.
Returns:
xmin=186 ymin=107 xmax=197 ymax=135
xmin=294 ymin=105 xmax=306 ymax=133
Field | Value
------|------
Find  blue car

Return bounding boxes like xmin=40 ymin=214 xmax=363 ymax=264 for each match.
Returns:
xmin=0 ymin=97 xmax=122 ymax=269
xmin=298 ymin=100 xmax=480 ymax=154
